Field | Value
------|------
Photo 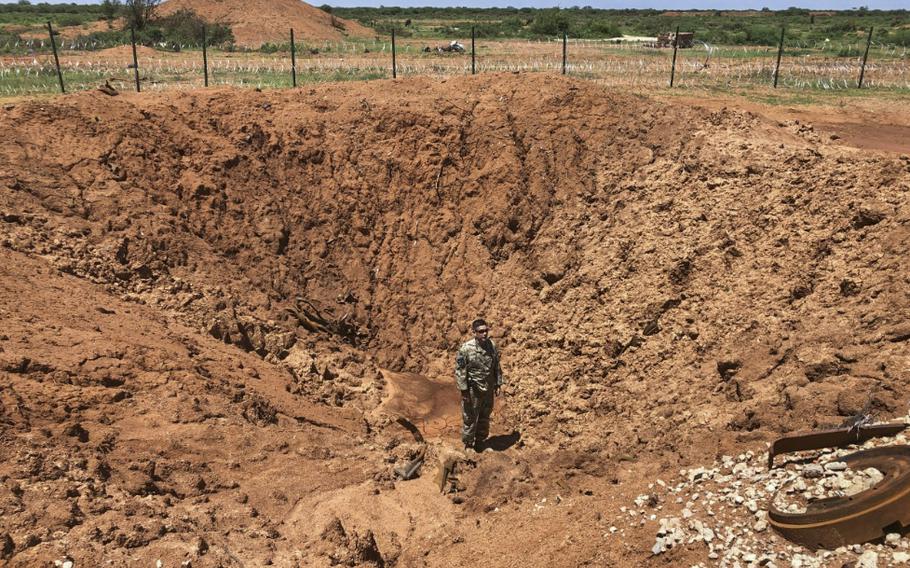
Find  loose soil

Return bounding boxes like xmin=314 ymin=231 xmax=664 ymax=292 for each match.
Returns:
xmin=0 ymin=73 xmax=908 ymax=567
xmin=158 ymin=0 xmax=375 ymax=47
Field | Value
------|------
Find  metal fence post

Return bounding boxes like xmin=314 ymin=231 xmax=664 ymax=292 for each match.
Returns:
xmin=46 ymin=21 xmax=64 ymax=94
xmin=562 ymin=31 xmax=567 ymax=75
xmin=669 ymin=25 xmax=680 ymax=87
xmin=391 ymin=29 xmax=397 ymax=79
xmin=130 ymin=26 xmax=140 ymax=92
xmin=290 ymin=28 xmax=297 ymax=87
xmin=858 ymin=26 xmax=873 ymax=89
xmin=773 ymin=26 xmax=785 ymax=88
xmin=202 ymin=24 xmax=209 ymax=87
xmin=471 ymin=26 xmax=475 ymax=75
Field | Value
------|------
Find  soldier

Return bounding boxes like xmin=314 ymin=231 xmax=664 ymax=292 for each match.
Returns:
xmin=455 ymin=318 xmax=503 ymax=451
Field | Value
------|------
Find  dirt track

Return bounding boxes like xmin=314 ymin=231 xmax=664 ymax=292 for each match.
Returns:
xmin=0 ymin=74 xmax=909 ymax=566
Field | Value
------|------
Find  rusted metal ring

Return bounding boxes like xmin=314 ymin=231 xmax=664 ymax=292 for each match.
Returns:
xmin=768 ymin=446 xmax=910 ymax=550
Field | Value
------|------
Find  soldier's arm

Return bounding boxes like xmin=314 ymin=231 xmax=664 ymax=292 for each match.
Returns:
xmin=455 ymin=346 xmax=469 ymax=392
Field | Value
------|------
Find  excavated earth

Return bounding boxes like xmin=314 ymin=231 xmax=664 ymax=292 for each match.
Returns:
xmin=0 ymin=74 xmax=908 ymax=567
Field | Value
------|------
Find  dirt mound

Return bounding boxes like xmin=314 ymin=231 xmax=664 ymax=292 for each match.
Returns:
xmin=0 ymin=74 xmax=908 ymax=566
xmin=158 ymin=0 xmax=374 ymax=47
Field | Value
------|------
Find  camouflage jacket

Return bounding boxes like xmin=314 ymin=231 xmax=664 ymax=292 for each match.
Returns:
xmin=455 ymin=338 xmax=503 ymax=392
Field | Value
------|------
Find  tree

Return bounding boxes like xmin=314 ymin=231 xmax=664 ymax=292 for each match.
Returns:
xmin=124 ymin=0 xmax=161 ymax=30
xmin=530 ymin=8 xmax=570 ymax=36
xmin=101 ymin=0 xmax=122 ymax=22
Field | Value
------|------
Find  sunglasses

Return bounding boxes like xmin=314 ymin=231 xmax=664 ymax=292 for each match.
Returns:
xmin=474 ymin=328 xmax=489 ymax=334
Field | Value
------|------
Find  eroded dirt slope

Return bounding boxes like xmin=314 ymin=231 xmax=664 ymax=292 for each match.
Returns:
xmin=158 ymin=0 xmax=375 ymax=46
xmin=0 ymin=74 xmax=909 ymax=566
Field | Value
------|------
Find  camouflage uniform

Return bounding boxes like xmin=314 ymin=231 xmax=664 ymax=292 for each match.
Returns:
xmin=455 ymin=337 xmax=503 ymax=447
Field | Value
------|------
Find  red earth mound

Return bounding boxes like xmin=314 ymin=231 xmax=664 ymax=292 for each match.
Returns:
xmin=158 ymin=0 xmax=375 ymax=47
xmin=0 ymin=74 xmax=908 ymax=566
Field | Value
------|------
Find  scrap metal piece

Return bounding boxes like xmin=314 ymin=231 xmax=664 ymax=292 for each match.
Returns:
xmin=395 ymin=416 xmax=426 ymax=443
xmin=394 ymin=446 xmax=426 ymax=480
xmin=768 ymin=445 xmax=910 ymax=550
xmin=768 ymin=422 xmax=907 ymax=470
xmin=436 ymin=454 xmax=457 ymax=493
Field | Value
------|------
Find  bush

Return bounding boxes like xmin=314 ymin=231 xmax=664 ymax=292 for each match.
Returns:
xmin=744 ymin=24 xmax=779 ymax=45
xmin=891 ymin=28 xmax=910 ymax=47
xmin=530 ymin=8 xmax=570 ymax=36
xmin=56 ymin=14 xmax=84 ymax=27
xmin=152 ymin=8 xmax=233 ymax=46
xmin=584 ymin=19 xmax=620 ymax=38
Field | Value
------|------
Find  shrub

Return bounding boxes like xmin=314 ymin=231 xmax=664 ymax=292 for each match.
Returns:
xmin=153 ymin=8 xmax=233 ymax=46
xmin=530 ymin=8 xmax=570 ymax=36
xmin=584 ymin=19 xmax=620 ymax=38
xmin=744 ymin=24 xmax=779 ymax=45
xmin=891 ymin=28 xmax=910 ymax=47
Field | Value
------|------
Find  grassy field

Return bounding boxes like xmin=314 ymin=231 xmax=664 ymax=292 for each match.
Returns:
xmin=0 ymin=5 xmax=908 ymax=99
xmin=1 ymin=37 xmax=907 ymax=99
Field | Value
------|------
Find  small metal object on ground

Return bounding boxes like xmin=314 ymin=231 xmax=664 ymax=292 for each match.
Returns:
xmin=768 ymin=445 xmax=910 ymax=550
xmin=395 ymin=416 xmax=425 ymax=443
xmin=436 ymin=454 xmax=457 ymax=493
xmin=394 ymin=446 xmax=425 ymax=480
xmin=768 ymin=423 xmax=907 ymax=470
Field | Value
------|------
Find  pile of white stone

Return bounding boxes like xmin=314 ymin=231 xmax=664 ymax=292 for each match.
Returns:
xmin=772 ymin=461 xmax=884 ymax=514
xmin=626 ymin=430 xmax=910 ymax=567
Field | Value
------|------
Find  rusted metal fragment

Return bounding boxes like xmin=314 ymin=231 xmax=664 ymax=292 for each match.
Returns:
xmin=436 ymin=454 xmax=457 ymax=493
xmin=768 ymin=446 xmax=910 ymax=550
xmin=395 ymin=416 xmax=426 ymax=443
xmin=768 ymin=423 xmax=907 ymax=470
xmin=394 ymin=446 xmax=426 ymax=480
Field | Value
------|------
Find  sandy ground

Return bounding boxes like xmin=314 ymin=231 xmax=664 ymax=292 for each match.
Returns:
xmin=0 ymin=73 xmax=908 ymax=567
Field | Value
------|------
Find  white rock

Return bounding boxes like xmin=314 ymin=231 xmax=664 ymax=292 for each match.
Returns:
xmin=62 ymin=562 xmax=74 ymax=568
xmin=864 ymin=467 xmax=884 ymax=486
xmin=652 ymin=537 xmax=666 ymax=555
xmin=754 ymin=520 xmax=768 ymax=532
xmin=825 ymin=461 xmax=848 ymax=472
xmin=857 ymin=550 xmax=878 ymax=568
xmin=893 ymin=552 xmax=910 ymax=564
xmin=886 ymin=533 xmax=901 ymax=547
xmin=802 ymin=464 xmax=824 ymax=478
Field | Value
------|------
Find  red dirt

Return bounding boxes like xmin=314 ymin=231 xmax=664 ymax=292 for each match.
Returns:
xmin=158 ymin=0 xmax=375 ymax=47
xmin=0 ymin=74 xmax=908 ymax=566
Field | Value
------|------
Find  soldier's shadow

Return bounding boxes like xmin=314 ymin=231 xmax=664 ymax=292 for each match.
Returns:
xmin=479 ymin=430 xmax=521 ymax=452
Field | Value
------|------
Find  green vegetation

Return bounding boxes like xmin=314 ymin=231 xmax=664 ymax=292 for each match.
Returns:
xmin=0 ymin=2 xmax=104 ymax=26
xmin=0 ymin=3 xmax=908 ymax=50
xmin=330 ymin=6 xmax=910 ymax=46
xmin=0 ymin=1 xmax=232 ymax=52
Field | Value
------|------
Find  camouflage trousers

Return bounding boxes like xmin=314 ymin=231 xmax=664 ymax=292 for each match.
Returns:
xmin=461 ymin=384 xmax=495 ymax=447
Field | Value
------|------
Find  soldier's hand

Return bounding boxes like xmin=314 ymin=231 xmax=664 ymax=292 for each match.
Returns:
xmin=495 ymin=385 xmax=501 ymax=396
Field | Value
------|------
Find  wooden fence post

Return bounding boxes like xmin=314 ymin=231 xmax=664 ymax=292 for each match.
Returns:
xmin=130 ymin=26 xmax=140 ymax=92
xmin=471 ymin=26 xmax=475 ymax=75
xmin=47 ymin=21 xmax=64 ymax=94
xmin=392 ymin=29 xmax=397 ymax=79
xmin=290 ymin=28 xmax=297 ymax=87
xmin=562 ymin=31 xmax=567 ymax=75
xmin=202 ymin=24 xmax=209 ymax=87
xmin=669 ymin=25 xmax=680 ymax=87
xmin=858 ymin=26 xmax=873 ymax=89
xmin=773 ymin=26 xmax=785 ymax=88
